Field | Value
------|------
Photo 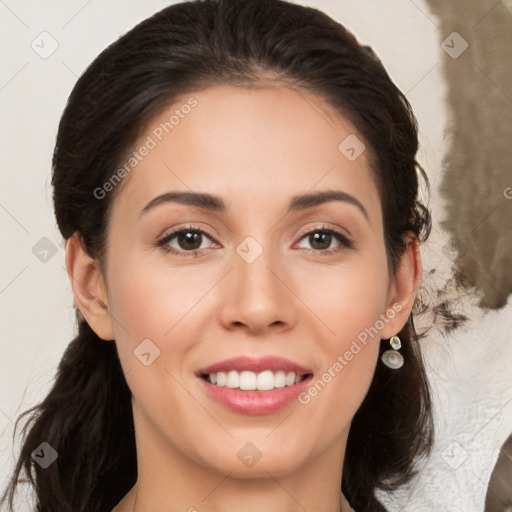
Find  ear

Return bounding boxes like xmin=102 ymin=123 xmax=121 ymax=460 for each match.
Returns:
xmin=380 ymin=233 xmax=423 ymax=339
xmin=65 ymin=232 xmax=115 ymax=341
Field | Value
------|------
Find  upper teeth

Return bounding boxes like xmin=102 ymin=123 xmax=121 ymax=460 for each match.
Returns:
xmin=207 ymin=370 xmax=304 ymax=390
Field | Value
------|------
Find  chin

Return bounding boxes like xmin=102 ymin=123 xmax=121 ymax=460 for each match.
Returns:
xmin=196 ymin=441 xmax=313 ymax=480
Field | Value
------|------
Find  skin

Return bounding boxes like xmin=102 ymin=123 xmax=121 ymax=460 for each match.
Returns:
xmin=66 ymin=84 xmax=422 ymax=512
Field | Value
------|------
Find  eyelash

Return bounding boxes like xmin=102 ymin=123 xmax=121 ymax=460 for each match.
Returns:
xmin=156 ymin=224 xmax=353 ymax=257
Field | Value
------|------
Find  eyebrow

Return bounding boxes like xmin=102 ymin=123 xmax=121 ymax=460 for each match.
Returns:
xmin=139 ymin=189 xmax=369 ymax=220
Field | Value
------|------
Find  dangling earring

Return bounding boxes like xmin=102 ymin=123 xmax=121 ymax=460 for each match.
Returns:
xmin=381 ymin=335 xmax=404 ymax=369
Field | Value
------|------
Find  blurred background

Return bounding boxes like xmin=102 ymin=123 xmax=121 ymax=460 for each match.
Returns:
xmin=1 ymin=1 xmax=511 ymax=510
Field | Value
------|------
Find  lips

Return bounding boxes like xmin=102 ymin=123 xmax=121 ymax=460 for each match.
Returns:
xmin=196 ymin=356 xmax=314 ymax=415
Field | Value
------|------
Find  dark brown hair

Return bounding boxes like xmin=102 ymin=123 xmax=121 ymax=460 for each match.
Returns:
xmin=1 ymin=1 xmax=433 ymax=510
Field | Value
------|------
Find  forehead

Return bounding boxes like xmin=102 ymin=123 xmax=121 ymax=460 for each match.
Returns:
xmin=110 ymin=84 xmax=381 ymax=222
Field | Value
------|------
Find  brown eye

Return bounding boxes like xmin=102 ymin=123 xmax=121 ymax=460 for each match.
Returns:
xmin=175 ymin=231 xmax=204 ymax=250
xmin=308 ymin=231 xmax=332 ymax=250
xmin=296 ymin=227 xmax=352 ymax=255
xmin=157 ymin=226 xmax=217 ymax=256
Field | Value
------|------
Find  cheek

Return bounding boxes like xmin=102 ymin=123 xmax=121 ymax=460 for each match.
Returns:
xmin=105 ymin=252 xmax=224 ymax=405
xmin=292 ymin=254 xmax=390 ymax=343
xmin=105 ymin=258 xmax=203 ymax=419
xmin=107 ymin=253 xmax=217 ymax=341
xmin=290 ymin=253 xmax=389 ymax=408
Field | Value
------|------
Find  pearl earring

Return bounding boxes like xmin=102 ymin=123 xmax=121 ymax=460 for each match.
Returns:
xmin=381 ymin=335 xmax=404 ymax=369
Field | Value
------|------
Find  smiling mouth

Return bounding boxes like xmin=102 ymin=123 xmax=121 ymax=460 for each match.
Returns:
xmin=200 ymin=370 xmax=313 ymax=391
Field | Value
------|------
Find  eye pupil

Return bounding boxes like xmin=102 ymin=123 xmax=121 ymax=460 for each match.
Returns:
xmin=310 ymin=232 xmax=331 ymax=250
xmin=178 ymin=231 xmax=202 ymax=250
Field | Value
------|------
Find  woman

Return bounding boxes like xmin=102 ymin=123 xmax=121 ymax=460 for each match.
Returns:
xmin=1 ymin=0 xmax=434 ymax=510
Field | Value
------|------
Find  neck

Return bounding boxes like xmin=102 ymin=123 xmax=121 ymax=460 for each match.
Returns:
xmin=111 ymin=402 xmax=350 ymax=512
xmin=117 ymin=479 xmax=347 ymax=512
xmin=113 ymin=421 xmax=348 ymax=512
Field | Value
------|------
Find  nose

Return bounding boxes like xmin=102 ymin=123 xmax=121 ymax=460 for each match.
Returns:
xmin=219 ymin=240 xmax=299 ymax=335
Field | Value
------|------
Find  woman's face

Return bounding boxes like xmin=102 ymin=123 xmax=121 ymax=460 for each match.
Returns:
xmin=87 ymin=85 xmax=411 ymax=481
